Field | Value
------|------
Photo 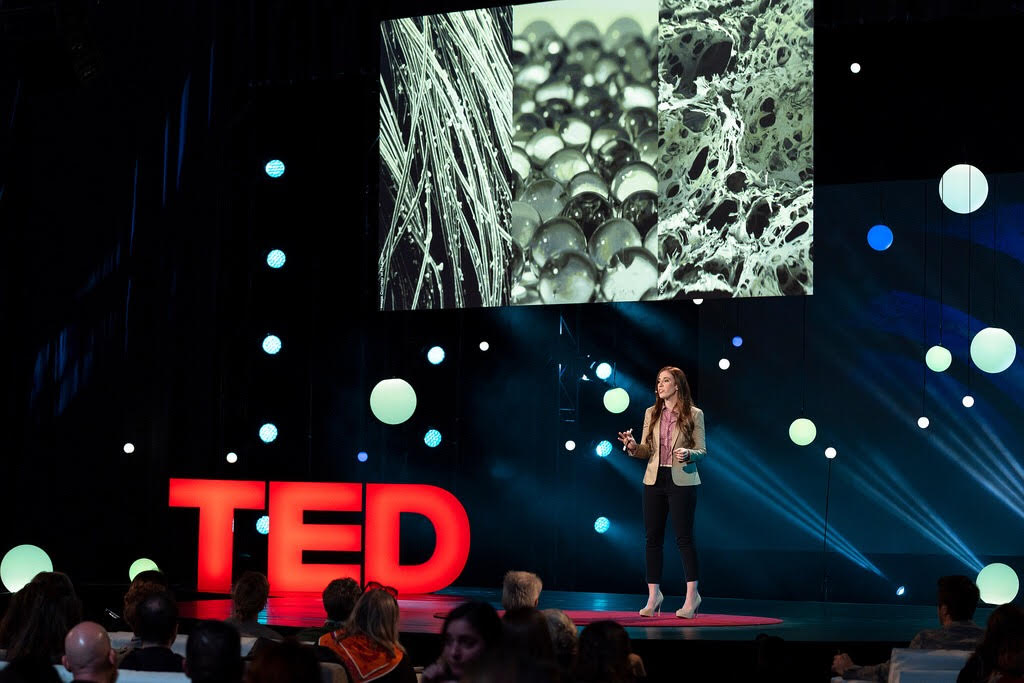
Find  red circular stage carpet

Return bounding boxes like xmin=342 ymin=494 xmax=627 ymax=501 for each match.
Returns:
xmin=433 ymin=610 xmax=782 ymax=627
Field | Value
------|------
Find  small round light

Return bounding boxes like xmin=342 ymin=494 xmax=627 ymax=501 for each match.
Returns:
xmin=925 ymin=345 xmax=952 ymax=372
xmin=1 ymin=545 xmax=54 ymax=592
xmin=564 ymin=440 xmax=576 ymax=451
xmin=226 ymin=452 xmax=238 ymax=464
xmin=970 ymin=327 xmax=1016 ymax=374
xmin=850 ymin=62 xmax=861 ymax=74
xmin=940 ymin=164 xmax=988 ymax=214
xmin=594 ymin=517 xmax=610 ymax=534
xmin=259 ymin=423 xmax=278 ymax=443
xmin=266 ymin=249 xmax=287 ymax=269
xmin=128 ymin=558 xmax=159 ymax=581
xmin=962 ymin=395 xmax=975 ymax=408
xmin=788 ymin=418 xmax=817 ymax=446
xmin=603 ymin=387 xmax=630 ymax=414
xmin=369 ymin=378 xmax=417 ymax=425
xmin=479 ymin=341 xmax=490 ymax=351
xmin=595 ymin=362 xmax=613 ymax=380
xmin=693 ymin=298 xmax=703 ymax=305
xmin=977 ymin=563 xmax=1020 ymax=604
xmin=917 ymin=416 xmax=930 ymax=429
xmin=732 ymin=336 xmax=743 ymax=347
xmin=357 ymin=451 xmax=369 ymax=462
xmin=867 ymin=224 xmax=893 ymax=251
xmin=896 ymin=585 xmax=906 ymax=596
xmin=256 ymin=516 xmax=270 ymax=535
xmin=825 ymin=447 xmax=837 ymax=459
xmin=595 ymin=440 xmax=613 ymax=457
xmin=265 ymin=159 xmax=285 ymax=178
xmin=427 ymin=346 xmax=446 ymax=365
xmin=262 ymin=334 xmax=282 ymax=355
xmin=424 ymin=429 xmax=442 ymax=448
xmin=123 ymin=442 xmax=135 ymax=454
xmin=718 ymin=358 xmax=730 ymax=370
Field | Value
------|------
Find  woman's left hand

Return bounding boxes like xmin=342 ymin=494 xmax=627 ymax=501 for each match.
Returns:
xmin=673 ymin=448 xmax=690 ymax=463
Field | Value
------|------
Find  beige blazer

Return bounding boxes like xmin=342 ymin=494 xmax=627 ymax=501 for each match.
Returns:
xmin=629 ymin=405 xmax=707 ymax=486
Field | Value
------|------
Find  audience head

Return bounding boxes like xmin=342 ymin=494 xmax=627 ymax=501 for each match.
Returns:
xmin=542 ymin=608 xmax=578 ymax=675
xmin=245 ymin=639 xmax=319 ymax=683
xmin=996 ymin=630 xmax=1024 ymax=677
xmin=135 ymin=591 xmax=179 ymax=646
xmin=501 ymin=571 xmax=542 ymax=611
xmin=936 ymin=575 xmax=980 ymax=623
xmin=975 ymin=605 xmax=1024 ymax=674
xmin=62 ymin=622 xmax=116 ymax=683
xmin=345 ymin=585 xmax=402 ymax=655
xmin=501 ymin=607 xmax=555 ymax=665
xmin=123 ymin=580 xmax=169 ymax=635
xmin=322 ymin=578 xmax=362 ymax=623
xmin=575 ymin=620 xmax=634 ymax=683
xmin=132 ymin=570 xmax=169 ymax=588
xmin=0 ymin=571 xmax=82 ymax=661
xmin=441 ymin=601 xmax=503 ymax=679
xmin=186 ymin=620 xmax=243 ymax=683
xmin=232 ymin=571 xmax=271 ymax=622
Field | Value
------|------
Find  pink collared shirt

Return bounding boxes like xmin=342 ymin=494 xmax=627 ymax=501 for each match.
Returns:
xmin=659 ymin=407 xmax=677 ymax=466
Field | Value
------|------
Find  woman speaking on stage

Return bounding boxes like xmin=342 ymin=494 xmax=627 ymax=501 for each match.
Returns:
xmin=618 ymin=366 xmax=707 ymax=619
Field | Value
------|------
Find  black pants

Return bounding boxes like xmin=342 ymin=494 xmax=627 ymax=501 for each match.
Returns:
xmin=643 ymin=467 xmax=699 ymax=584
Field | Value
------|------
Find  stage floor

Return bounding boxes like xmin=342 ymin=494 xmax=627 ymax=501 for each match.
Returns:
xmin=179 ymin=588 xmax=993 ymax=643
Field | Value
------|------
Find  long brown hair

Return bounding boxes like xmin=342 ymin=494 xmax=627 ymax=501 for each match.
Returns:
xmin=343 ymin=588 xmax=403 ymax=656
xmin=644 ymin=366 xmax=695 ymax=449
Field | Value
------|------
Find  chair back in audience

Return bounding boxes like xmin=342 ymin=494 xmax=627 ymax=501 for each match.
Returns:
xmin=887 ymin=648 xmax=972 ymax=683
xmin=107 ymin=632 xmax=258 ymax=657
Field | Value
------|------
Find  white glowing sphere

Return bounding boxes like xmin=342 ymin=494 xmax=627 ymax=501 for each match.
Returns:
xmin=825 ymin=447 xmax=837 ymax=459
xmin=718 ymin=358 xmax=730 ymax=370
xmin=962 ymin=395 xmax=975 ymax=408
xmin=369 ymin=378 xmax=417 ymax=425
xmin=603 ymin=387 xmax=630 ymax=414
xmin=850 ymin=62 xmax=861 ymax=73
xmin=977 ymin=563 xmax=1019 ymax=604
xmin=970 ymin=327 xmax=1016 ymax=374
xmin=788 ymin=418 xmax=816 ymax=446
xmin=479 ymin=341 xmax=490 ymax=351
xmin=1 ymin=545 xmax=54 ymax=592
xmin=564 ymin=440 xmax=576 ymax=451
xmin=123 ymin=443 xmax=135 ymax=454
xmin=925 ymin=345 xmax=952 ymax=372
xmin=918 ymin=416 xmax=930 ymax=429
xmin=939 ymin=164 xmax=988 ymax=214
xmin=128 ymin=558 xmax=159 ymax=581
xmin=226 ymin=452 xmax=238 ymax=463
xmin=693 ymin=298 xmax=703 ymax=305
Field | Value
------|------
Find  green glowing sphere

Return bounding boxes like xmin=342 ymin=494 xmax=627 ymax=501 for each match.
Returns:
xmin=369 ymin=378 xmax=417 ymax=425
xmin=603 ymin=387 xmax=630 ymax=414
xmin=128 ymin=558 xmax=160 ymax=581
xmin=970 ymin=328 xmax=1016 ymax=374
xmin=1 ymin=545 xmax=53 ymax=592
xmin=977 ymin=563 xmax=1019 ymax=604
xmin=925 ymin=345 xmax=952 ymax=372
xmin=788 ymin=418 xmax=817 ymax=446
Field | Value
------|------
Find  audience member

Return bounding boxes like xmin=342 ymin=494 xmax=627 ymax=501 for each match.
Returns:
xmin=227 ymin=571 xmax=282 ymax=641
xmin=119 ymin=578 xmax=169 ymax=657
xmin=294 ymin=577 xmax=362 ymax=643
xmin=501 ymin=608 xmax=558 ymax=681
xmin=422 ymin=601 xmax=503 ymax=683
xmin=318 ymin=586 xmax=416 ymax=683
xmin=185 ymin=620 xmax=243 ymax=683
xmin=959 ymin=604 xmax=1024 ymax=683
xmin=0 ymin=656 xmax=63 ymax=683
xmin=834 ymin=575 xmax=983 ymax=682
xmin=542 ymin=609 xmax=578 ymax=680
xmin=501 ymin=571 xmax=542 ymax=611
xmin=0 ymin=572 xmax=82 ymax=662
xmin=245 ymin=639 xmax=319 ymax=683
xmin=119 ymin=592 xmax=184 ymax=672
xmin=574 ymin=620 xmax=644 ymax=683
xmin=62 ymin=622 xmax=117 ymax=683
xmin=462 ymin=650 xmax=557 ymax=683
xmin=752 ymin=633 xmax=789 ymax=683
xmin=992 ymin=631 xmax=1024 ymax=683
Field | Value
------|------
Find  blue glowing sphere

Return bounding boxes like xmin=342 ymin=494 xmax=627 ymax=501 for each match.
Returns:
xmin=357 ymin=451 xmax=368 ymax=462
xmin=256 ymin=516 xmax=270 ymax=535
xmin=266 ymin=249 xmax=286 ymax=269
xmin=594 ymin=517 xmax=610 ymax=534
xmin=262 ymin=334 xmax=282 ymax=355
xmin=596 ymin=440 xmax=613 ymax=457
xmin=595 ymin=362 xmax=613 ymax=380
xmin=265 ymin=160 xmax=285 ymax=178
xmin=896 ymin=586 xmax=906 ymax=596
xmin=259 ymin=423 xmax=278 ymax=443
xmin=867 ymin=224 xmax=893 ymax=251
xmin=424 ymin=429 xmax=442 ymax=448
xmin=732 ymin=336 xmax=743 ymax=347
xmin=427 ymin=346 xmax=445 ymax=365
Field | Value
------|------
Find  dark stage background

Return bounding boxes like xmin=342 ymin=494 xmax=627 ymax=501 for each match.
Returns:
xmin=2 ymin=0 xmax=1023 ymax=606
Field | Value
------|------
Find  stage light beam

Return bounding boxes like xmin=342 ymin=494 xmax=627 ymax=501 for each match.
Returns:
xmin=595 ymin=362 xmax=613 ymax=380
xmin=594 ymin=517 xmax=610 ymax=534
xmin=266 ymin=249 xmax=286 ymax=269
xmin=596 ymin=440 xmax=613 ymax=458
xmin=896 ymin=586 xmax=906 ymax=596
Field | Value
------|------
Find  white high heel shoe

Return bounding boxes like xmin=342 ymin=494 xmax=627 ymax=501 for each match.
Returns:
xmin=638 ymin=590 xmax=664 ymax=617
xmin=676 ymin=592 xmax=701 ymax=619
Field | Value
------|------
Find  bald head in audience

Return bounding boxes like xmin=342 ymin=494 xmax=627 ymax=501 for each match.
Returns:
xmin=62 ymin=622 xmax=117 ymax=683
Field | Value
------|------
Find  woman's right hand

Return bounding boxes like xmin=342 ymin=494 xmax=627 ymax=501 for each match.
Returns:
xmin=618 ymin=429 xmax=637 ymax=453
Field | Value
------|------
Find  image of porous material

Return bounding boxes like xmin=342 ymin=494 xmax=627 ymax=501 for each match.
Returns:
xmin=379 ymin=8 xmax=514 ymax=310
xmin=658 ymin=0 xmax=813 ymax=298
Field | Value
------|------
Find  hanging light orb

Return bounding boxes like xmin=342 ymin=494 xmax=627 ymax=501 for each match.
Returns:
xmin=825 ymin=447 xmax=837 ymax=459
xmin=603 ymin=387 xmax=630 ymax=414
xmin=925 ymin=345 xmax=952 ymax=372
xmin=970 ymin=327 xmax=1016 ymax=374
xmin=939 ymin=164 xmax=988 ymax=214
xmin=977 ymin=563 xmax=1020 ymax=604
xmin=369 ymin=378 xmax=418 ymax=424
xmin=788 ymin=418 xmax=816 ymax=446
xmin=962 ymin=395 xmax=975 ymax=408
xmin=917 ymin=416 xmax=930 ymax=429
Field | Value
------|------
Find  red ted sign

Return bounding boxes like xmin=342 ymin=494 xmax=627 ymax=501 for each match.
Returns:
xmin=168 ymin=479 xmax=470 ymax=594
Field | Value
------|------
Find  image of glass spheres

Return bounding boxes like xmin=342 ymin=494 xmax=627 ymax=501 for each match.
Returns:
xmin=510 ymin=17 xmax=660 ymax=304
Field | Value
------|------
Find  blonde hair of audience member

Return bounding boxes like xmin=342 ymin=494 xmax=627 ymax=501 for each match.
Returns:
xmin=344 ymin=588 xmax=404 ymax=656
xmin=63 ymin=622 xmax=117 ymax=683
xmin=501 ymin=571 xmax=542 ymax=611
xmin=541 ymin=609 xmax=578 ymax=675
